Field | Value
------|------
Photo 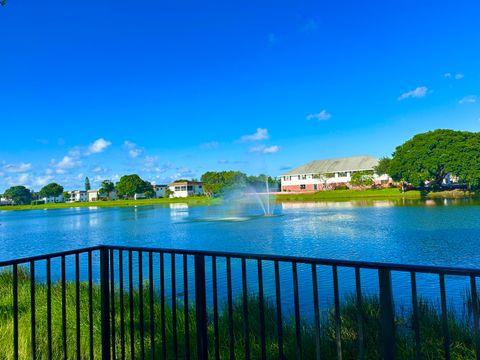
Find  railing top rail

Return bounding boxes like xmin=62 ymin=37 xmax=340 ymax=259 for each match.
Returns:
xmin=103 ymin=244 xmax=480 ymax=277
xmin=0 ymin=245 xmax=104 ymax=267
xmin=0 ymin=243 xmax=479 ymax=277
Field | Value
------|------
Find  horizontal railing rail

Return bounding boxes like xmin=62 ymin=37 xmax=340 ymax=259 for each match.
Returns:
xmin=0 ymin=244 xmax=479 ymax=359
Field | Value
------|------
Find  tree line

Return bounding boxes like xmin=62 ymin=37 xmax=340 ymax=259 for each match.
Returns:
xmin=1 ymin=172 xmax=280 ymax=205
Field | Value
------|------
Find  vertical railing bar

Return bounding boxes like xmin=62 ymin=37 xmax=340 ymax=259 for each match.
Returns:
xmin=440 ymin=273 xmax=450 ymax=360
xmin=242 ymin=258 xmax=251 ymax=360
xmin=61 ymin=255 xmax=67 ymax=360
xmin=227 ymin=257 xmax=235 ymax=360
xmin=332 ymin=265 xmax=342 ymax=360
xmin=128 ymin=250 xmax=135 ymax=360
xmin=312 ymin=264 xmax=321 ymax=360
xmin=30 ymin=260 xmax=36 ymax=360
xmin=110 ymin=249 xmax=116 ymax=360
xmin=258 ymin=260 xmax=267 ymax=360
xmin=379 ymin=269 xmax=395 ymax=360
xmin=194 ymin=255 xmax=208 ymax=360
xmin=139 ymin=251 xmax=145 ymax=359
xmin=274 ymin=260 xmax=284 ymax=360
xmin=183 ymin=254 xmax=190 ymax=359
xmin=47 ymin=258 xmax=53 ymax=360
xmin=149 ymin=252 xmax=155 ymax=360
xmin=119 ymin=250 xmax=126 ymax=360
xmin=172 ymin=253 xmax=178 ymax=359
xmin=471 ymin=275 xmax=480 ymax=360
xmin=100 ymin=247 xmax=111 ymax=360
xmin=88 ymin=251 xmax=94 ymax=360
xmin=13 ymin=263 xmax=18 ymax=360
xmin=75 ymin=253 xmax=81 ymax=360
xmin=212 ymin=256 xmax=220 ymax=360
xmin=355 ymin=267 xmax=364 ymax=360
xmin=160 ymin=252 xmax=167 ymax=360
xmin=411 ymin=271 xmax=421 ymax=360
xmin=292 ymin=262 xmax=302 ymax=360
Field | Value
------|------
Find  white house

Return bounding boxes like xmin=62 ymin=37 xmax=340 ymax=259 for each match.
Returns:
xmin=134 ymin=193 xmax=146 ymax=200
xmin=168 ymin=181 xmax=204 ymax=198
xmin=0 ymin=197 xmax=13 ymax=206
xmin=42 ymin=195 xmax=64 ymax=204
xmin=68 ymin=190 xmax=88 ymax=202
xmin=87 ymin=190 xmax=99 ymax=202
xmin=280 ymin=156 xmax=391 ymax=192
xmin=153 ymin=184 xmax=168 ymax=198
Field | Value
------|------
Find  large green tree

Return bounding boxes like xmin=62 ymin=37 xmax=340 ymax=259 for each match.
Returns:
xmin=200 ymin=171 xmax=248 ymax=196
xmin=373 ymin=157 xmax=392 ymax=176
xmin=389 ymin=129 xmax=480 ymax=189
xmin=115 ymin=175 xmax=153 ymax=198
xmin=39 ymin=183 xmax=64 ymax=198
xmin=3 ymin=186 xmax=32 ymax=205
xmin=98 ymin=180 xmax=115 ymax=199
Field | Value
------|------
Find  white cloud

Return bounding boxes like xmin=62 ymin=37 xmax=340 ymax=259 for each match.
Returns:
xmin=3 ymin=162 xmax=32 ymax=173
xmin=444 ymin=72 xmax=464 ymax=80
xmin=398 ymin=86 xmax=428 ymax=101
xmin=57 ymin=156 xmax=77 ymax=170
xmin=34 ymin=175 xmax=53 ymax=187
xmin=444 ymin=73 xmax=452 ymax=78
xmin=218 ymin=159 xmax=229 ymax=164
xmin=239 ymin=128 xmax=269 ymax=142
xmin=459 ymin=95 xmax=477 ymax=104
xmin=250 ymin=145 xmax=280 ymax=154
xmin=455 ymin=73 xmax=464 ymax=80
xmin=92 ymin=166 xmax=106 ymax=173
xmin=123 ymin=141 xmax=144 ymax=158
xmin=200 ymin=141 xmax=219 ymax=150
xmin=86 ymin=138 xmax=111 ymax=155
xmin=306 ymin=110 xmax=331 ymax=121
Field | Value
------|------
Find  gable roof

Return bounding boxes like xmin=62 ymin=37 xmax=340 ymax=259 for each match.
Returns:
xmin=282 ymin=156 xmax=379 ymax=176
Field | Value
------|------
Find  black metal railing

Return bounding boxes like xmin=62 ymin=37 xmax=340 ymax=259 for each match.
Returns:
xmin=1 ymin=244 xmax=480 ymax=359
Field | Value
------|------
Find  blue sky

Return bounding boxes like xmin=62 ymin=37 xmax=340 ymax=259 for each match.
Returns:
xmin=1 ymin=0 xmax=479 ymax=191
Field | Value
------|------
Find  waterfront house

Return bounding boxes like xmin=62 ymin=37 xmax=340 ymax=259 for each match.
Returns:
xmin=134 ymin=193 xmax=146 ymax=200
xmin=168 ymin=181 xmax=204 ymax=198
xmin=280 ymin=155 xmax=390 ymax=192
xmin=68 ymin=190 xmax=88 ymax=202
xmin=0 ymin=197 xmax=13 ymax=206
xmin=153 ymin=184 xmax=168 ymax=198
xmin=87 ymin=189 xmax=99 ymax=202
xmin=41 ymin=195 xmax=64 ymax=204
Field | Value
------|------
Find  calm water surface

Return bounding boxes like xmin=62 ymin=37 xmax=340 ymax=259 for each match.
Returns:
xmin=1 ymin=199 xmax=480 ymax=314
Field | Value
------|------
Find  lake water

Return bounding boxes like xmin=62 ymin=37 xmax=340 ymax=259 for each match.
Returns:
xmin=1 ymin=198 xmax=480 ymax=315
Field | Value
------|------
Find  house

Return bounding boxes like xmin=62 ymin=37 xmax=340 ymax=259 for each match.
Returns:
xmin=280 ymin=156 xmax=390 ymax=192
xmin=134 ymin=193 xmax=146 ymax=200
xmin=153 ymin=184 xmax=168 ymax=198
xmin=168 ymin=181 xmax=204 ymax=198
xmin=87 ymin=190 xmax=99 ymax=202
xmin=42 ymin=195 xmax=64 ymax=204
xmin=68 ymin=190 xmax=88 ymax=202
xmin=0 ymin=197 xmax=13 ymax=206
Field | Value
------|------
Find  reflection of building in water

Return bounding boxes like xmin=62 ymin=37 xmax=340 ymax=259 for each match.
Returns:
xmin=170 ymin=203 xmax=189 ymax=219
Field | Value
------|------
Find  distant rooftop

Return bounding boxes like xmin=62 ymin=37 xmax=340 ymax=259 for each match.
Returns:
xmin=282 ymin=156 xmax=379 ymax=176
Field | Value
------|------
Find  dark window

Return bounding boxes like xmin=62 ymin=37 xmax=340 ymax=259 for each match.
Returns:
xmin=300 ymin=184 xmax=306 ymax=190
xmin=187 ymin=186 xmax=193 ymax=191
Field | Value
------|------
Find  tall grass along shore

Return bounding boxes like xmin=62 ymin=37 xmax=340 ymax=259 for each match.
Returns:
xmin=0 ymin=268 xmax=477 ymax=359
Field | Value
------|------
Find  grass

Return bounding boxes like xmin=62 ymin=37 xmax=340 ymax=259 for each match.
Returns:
xmin=0 ymin=268 xmax=477 ymax=359
xmin=0 ymin=196 xmax=218 ymax=212
xmin=275 ymin=188 xmax=422 ymax=202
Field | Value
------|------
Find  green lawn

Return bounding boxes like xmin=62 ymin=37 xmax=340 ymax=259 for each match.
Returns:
xmin=0 ymin=197 xmax=218 ymax=211
xmin=275 ymin=188 xmax=422 ymax=202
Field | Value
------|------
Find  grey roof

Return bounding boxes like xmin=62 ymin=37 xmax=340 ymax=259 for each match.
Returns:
xmin=282 ymin=156 xmax=379 ymax=176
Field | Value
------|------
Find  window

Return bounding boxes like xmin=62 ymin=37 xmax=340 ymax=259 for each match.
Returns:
xmin=300 ymin=184 xmax=306 ymax=190
xmin=301 ymin=174 xmax=307 ymax=180
xmin=175 ymin=186 xmax=181 ymax=191
xmin=181 ymin=186 xmax=187 ymax=191
xmin=187 ymin=186 xmax=193 ymax=191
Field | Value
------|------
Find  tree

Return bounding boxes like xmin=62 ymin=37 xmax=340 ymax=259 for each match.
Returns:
xmin=164 ymin=188 xmax=174 ymax=198
xmin=3 ymin=186 xmax=32 ymax=205
xmin=115 ymin=174 xmax=153 ymax=198
xmin=62 ymin=191 xmax=70 ymax=200
xmin=389 ymin=129 xmax=480 ymax=189
xmin=85 ymin=177 xmax=91 ymax=191
xmin=200 ymin=171 xmax=248 ymax=196
xmin=374 ymin=157 xmax=392 ymax=176
xmin=1 ymin=1 xmax=6 ymax=7
xmin=39 ymin=183 xmax=64 ymax=199
xmin=350 ymin=171 xmax=374 ymax=187
xmin=98 ymin=180 xmax=115 ymax=199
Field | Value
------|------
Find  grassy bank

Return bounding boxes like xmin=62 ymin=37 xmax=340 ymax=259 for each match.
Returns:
xmin=0 ymin=196 xmax=217 ymax=211
xmin=275 ymin=188 xmax=422 ymax=202
xmin=275 ymin=188 xmax=478 ymax=202
xmin=0 ymin=269 xmax=476 ymax=359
